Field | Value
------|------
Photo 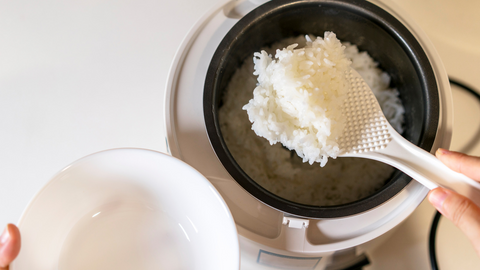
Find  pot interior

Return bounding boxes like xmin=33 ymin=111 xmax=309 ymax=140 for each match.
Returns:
xmin=204 ymin=0 xmax=439 ymax=218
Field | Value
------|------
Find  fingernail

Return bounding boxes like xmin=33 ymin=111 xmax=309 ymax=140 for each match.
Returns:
xmin=437 ymin=148 xmax=451 ymax=155
xmin=0 ymin=226 xmax=9 ymax=245
xmin=429 ymin=189 xmax=448 ymax=211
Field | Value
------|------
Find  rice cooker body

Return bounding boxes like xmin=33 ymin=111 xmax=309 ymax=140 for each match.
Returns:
xmin=203 ymin=0 xmax=440 ymax=218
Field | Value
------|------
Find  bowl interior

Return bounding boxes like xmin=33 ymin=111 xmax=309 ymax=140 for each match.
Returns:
xmin=12 ymin=149 xmax=239 ymax=270
xmin=204 ymin=0 xmax=439 ymax=218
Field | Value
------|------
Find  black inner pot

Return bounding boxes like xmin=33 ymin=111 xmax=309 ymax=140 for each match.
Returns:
xmin=204 ymin=0 xmax=439 ymax=218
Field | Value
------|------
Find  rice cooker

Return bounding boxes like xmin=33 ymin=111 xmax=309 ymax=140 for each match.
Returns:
xmin=164 ymin=0 xmax=453 ymax=269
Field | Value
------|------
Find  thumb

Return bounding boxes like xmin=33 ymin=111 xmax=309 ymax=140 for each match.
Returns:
xmin=429 ymin=187 xmax=480 ymax=256
xmin=0 ymin=224 xmax=21 ymax=269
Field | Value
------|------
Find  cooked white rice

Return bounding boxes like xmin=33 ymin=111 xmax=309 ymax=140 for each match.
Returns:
xmin=219 ymin=34 xmax=405 ymax=206
xmin=243 ymin=32 xmax=351 ymax=167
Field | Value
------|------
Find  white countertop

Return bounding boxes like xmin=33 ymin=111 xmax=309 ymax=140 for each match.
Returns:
xmin=1 ymin=0 xmax=479 ymax=269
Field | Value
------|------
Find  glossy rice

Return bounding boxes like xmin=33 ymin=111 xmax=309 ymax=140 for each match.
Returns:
xmin=219 ymin=35 xmax=405 ymax=206
xmin=243 ymin=32 xmax=351 ymax=167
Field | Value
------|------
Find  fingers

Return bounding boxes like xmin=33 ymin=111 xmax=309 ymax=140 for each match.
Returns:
xmin=436 ymin=148 xmax=480 ymax=181
xmin=0 ymin=224 xmax=21 ymax=269
xmin=431 ymin=150 xmax=480 ymax=255
xmin=429 ymin=187 xmax=480 ymax=256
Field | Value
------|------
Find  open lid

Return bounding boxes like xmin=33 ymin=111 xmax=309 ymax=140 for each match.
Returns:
xmin=12 ymin=148 xmax=239 ymax=270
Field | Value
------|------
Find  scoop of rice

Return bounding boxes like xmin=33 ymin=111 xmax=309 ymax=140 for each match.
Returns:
xmin=242 ymin=32 xmax=351 ymax=167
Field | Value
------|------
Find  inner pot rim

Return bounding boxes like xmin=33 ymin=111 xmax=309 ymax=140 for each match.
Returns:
xmin=203 ymin=0 xmax=439 ymax=218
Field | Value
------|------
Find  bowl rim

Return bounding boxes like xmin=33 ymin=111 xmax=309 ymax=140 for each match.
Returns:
xmin=11 ymin=148 xmax=240 ymax=269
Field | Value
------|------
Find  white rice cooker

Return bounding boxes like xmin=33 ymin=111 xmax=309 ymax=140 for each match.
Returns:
xmin=164 ymin=0 xmax=453 ymax=269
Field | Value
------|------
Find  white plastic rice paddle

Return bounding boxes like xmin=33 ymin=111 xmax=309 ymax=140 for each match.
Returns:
xmin=339 ymin=69 xmax=480 ymax=207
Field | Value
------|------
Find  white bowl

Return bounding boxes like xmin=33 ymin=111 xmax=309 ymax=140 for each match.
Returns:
xmin=11 ymin=149 xmax=239 ymax=270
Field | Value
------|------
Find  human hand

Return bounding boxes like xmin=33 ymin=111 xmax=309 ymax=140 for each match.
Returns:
xmin=428 ymin=148 xmax=480 ymax=256
xmin=0 ymin=224 xmax=21 ymax=270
